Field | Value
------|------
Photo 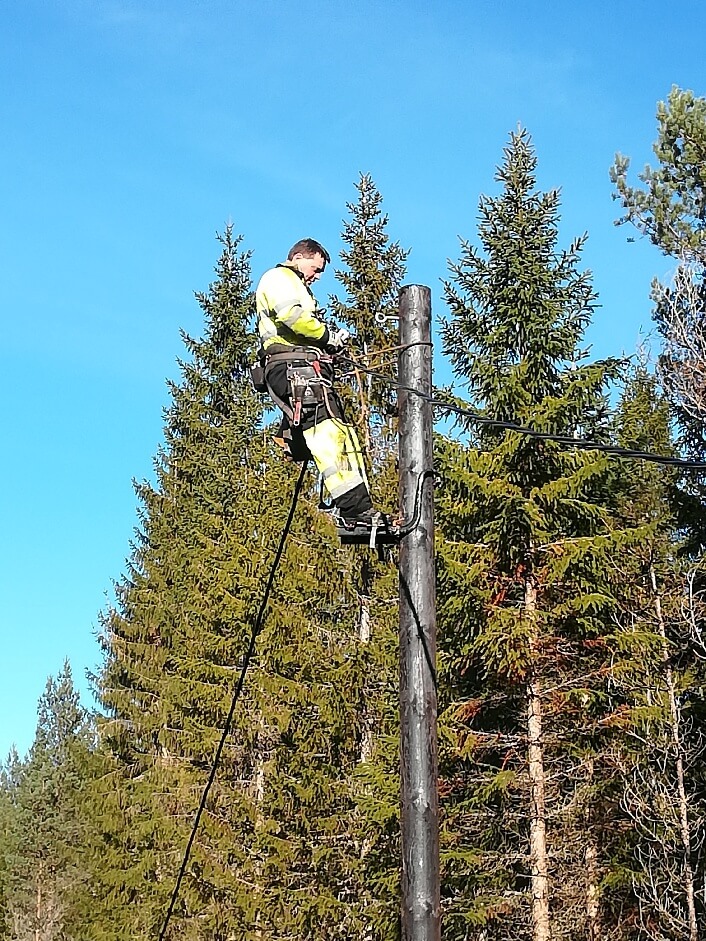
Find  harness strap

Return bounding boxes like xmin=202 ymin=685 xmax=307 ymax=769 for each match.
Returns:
xmin=267 ymin=383 xmax=295 ymax=423
xmin=320 ymin=383 xmax=340 ymax=425
xmin=265 ymin=348 xmax=332 ymax=366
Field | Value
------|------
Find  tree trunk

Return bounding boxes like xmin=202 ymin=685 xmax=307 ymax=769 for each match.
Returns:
xmin=581 ymin=756 xmax=602 ymax=940
xmin=650 ymin=566 xmax=698 ymax=941
xmin=525 ymin=575 xmax=551 ymax=941
xmin=35 ymin=874 xmax=41 ymax=941
xmin=357 ymin=565 xmax=375 ymax=941
xmin=358 ymin=592 xmax=374 ymax=763
xmin=584 ymin=834 xmax=601 ymax=940
xmin=252 ymin=721 xmax=267 ymax=941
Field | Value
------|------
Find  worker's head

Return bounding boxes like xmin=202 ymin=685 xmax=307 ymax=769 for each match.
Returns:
xmin=287 ymin=238 xmax=330 ymax=285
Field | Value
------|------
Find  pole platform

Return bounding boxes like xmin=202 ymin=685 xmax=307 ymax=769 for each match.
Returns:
xmin=336 ymin=515 xmax=400 ymax=547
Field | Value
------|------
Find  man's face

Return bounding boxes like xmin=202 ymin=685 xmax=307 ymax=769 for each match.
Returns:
xmin=292 ymin=252 xmax=326 ymax=285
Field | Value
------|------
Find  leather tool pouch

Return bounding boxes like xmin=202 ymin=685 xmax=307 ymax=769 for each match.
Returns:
xmin=287 ymin=365 xmax=324 ymax=408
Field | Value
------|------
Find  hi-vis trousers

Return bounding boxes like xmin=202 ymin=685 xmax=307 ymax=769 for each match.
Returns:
xmin=264 ymin=354 xmax=372 ymax=518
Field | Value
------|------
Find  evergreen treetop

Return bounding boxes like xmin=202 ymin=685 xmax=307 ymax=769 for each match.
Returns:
xmin=611 ymin=86 xmax=706 ymax=261
xmin=331 ymin=172 xmax=409 ymax=472
xmin=611 ymin=87 xmax=706 ymax=537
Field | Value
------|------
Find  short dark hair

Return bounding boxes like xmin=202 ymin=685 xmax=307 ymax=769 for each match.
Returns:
xmin=287 ymin=238 xmax=331 ymax=265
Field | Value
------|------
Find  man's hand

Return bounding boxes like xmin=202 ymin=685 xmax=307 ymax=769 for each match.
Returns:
xmin=327 ymin=327 xmax=350 ymax=351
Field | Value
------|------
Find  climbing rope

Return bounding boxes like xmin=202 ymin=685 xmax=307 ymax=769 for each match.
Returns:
xmin=157 ymin=460 xmax=309 ymax=940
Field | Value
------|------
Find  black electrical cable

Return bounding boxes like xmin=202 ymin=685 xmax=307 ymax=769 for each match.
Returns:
xmin=157 ymin=460 xmax=309 ymax=941
xmin=341 ymin=358 xmax=706 ymax=471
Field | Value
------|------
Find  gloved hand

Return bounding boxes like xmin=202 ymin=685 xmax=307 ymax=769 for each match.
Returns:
xmin=327 ymin=327 xmax=350 ymax=351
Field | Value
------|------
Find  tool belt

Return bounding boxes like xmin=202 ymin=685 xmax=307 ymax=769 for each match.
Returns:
xmin=253 ymin=347 xmax=335 ymax=427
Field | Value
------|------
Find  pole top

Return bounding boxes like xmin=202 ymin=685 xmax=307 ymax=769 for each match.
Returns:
xmin=400 ymin=283 xmax=431 ymax=294
xmin=399 ymin=285 xmax=432 ymax=332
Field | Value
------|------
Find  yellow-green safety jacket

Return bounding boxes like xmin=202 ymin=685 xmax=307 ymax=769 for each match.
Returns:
xmin=256 ymin=263 xmax=331 ymax=354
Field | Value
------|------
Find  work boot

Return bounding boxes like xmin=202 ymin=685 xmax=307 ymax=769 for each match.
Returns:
xmin=335 ymin=483 xmax=373 ymax=519
xmin=274 ymin=429 xmax=312 ymax=463
xmin=273 ymin=435 xmax=293 ymax=461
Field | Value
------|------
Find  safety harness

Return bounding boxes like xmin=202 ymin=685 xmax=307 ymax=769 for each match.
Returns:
xmin=250 ymin=347 xmax=399 ymax=554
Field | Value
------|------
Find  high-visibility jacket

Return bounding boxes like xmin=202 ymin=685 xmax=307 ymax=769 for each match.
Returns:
xmin=256 ymin=264 xmax=331 ymax=353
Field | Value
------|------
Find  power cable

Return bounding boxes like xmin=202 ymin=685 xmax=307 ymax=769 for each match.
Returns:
xmin=341 ymin=357 xmax=706 ymax=471
xmin=157 ymin=460 xmax=309 ymax=941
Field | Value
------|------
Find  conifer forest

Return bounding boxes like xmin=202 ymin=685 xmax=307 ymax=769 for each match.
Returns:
xmin=4 ymin=86 xmax=706 ymax=941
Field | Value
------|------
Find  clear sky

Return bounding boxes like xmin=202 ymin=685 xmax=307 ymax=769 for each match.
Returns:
xmin=2 ymin=0 xmax=705 ymax=759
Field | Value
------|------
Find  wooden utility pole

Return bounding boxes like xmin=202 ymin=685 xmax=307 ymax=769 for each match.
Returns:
xmin=398 ymin=284 xmax=440 ymax=941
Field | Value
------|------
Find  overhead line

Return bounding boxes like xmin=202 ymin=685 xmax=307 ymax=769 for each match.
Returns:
xmin=343 ymin=359 xmax=706 ymax=471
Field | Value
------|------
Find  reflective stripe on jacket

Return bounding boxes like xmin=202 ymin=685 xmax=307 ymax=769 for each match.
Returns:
xmin=256 ymin=264 xmax=330 ymax=352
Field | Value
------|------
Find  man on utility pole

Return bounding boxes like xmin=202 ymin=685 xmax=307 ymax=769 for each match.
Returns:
xmin=254 ymin=237 xmax=379 ymax=525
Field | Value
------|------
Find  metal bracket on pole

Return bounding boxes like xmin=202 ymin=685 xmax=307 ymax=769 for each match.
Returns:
xmin=398 ymin=284 xmax=440 ymax=941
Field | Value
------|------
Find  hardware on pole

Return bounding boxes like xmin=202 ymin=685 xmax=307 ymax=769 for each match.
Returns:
xmin=398 ymin=284 xmax=440 ymax=941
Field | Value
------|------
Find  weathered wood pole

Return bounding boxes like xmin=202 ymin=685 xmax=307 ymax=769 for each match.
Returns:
xmin=398 ymin=284 xmax=440 ymax=941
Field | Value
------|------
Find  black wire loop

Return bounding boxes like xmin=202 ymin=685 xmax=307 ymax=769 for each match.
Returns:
xmin=398 ymin=469 xmax=436 ymax=538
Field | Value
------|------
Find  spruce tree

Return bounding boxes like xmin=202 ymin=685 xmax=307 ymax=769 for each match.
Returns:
xmin=238 ymin=196 xmax=407 ymax=938
xmin=87 ymin=224 xmax=388 ymax=941
xmin=0 ymin=663 xmax=94 ymax=941
xmin=86 ymin=226 xmax=279 ymax=940
xmin=331 ymin=172 xmax=408 ymax=464
xmin=436 ymin=128 xmax=636 ymax=941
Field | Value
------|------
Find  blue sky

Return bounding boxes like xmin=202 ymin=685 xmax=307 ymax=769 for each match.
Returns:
xmin=2 ymin=0 xmax=704 ymax=759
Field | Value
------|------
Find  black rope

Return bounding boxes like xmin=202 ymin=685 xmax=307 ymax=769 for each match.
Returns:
xmin=340 ymin=358 xmax=706 ymax=471
xmin=157 ymin=460 xmax=309 ymax=941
